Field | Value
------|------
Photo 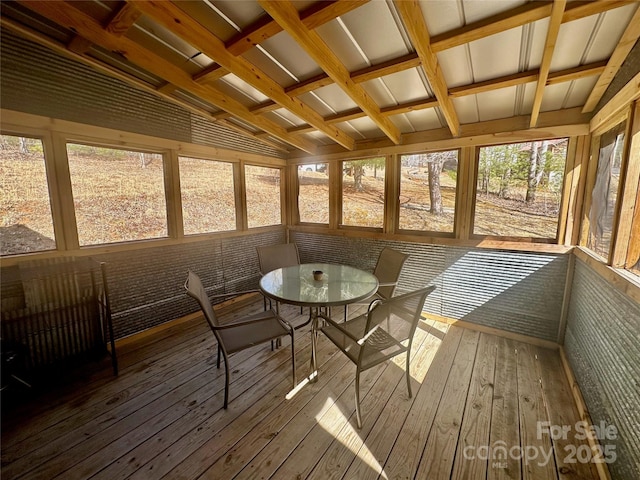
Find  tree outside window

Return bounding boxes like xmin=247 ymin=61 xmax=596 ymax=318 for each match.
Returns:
xmin=474 ymin=139 xmax=568 ymax=239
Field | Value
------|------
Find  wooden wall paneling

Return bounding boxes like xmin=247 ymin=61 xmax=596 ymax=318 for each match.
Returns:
xmin=164 ymin=149 xmax=184 ymax=239
xmin=612 ymin=101 xmax=640 ymax=267
xmin=384 ymin=154 xmax=399 ymax=235
xmin=578 ymin=135 xmax=602 ymax=247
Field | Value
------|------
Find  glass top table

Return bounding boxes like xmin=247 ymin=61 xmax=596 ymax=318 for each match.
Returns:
xmin=260 ymin=263 xmax=378 ymax=382
xmin=259 ymin=263 xmax=379 ymax=308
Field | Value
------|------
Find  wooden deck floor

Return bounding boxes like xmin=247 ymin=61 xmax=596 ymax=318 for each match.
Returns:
xmin=1 ymin=297 xmax=599 ymax=480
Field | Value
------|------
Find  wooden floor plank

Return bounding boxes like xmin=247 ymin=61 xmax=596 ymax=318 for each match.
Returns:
xmin=517 ymin=343 xmax=557 ymax=480
xmin=190 ymin=337 xmax=353 ymax=480
xmin=0 ymin=298 xmax=600 ymax=480
xmin=535 ymin=347 xmax=600 ymax=480
xmin=414 ymin=328 xmax=481 ymax=479
xmin=305 ymin=320 xmax=438 ymax=480
xmin=342 ymin=320 xmax=449 ymax=480
xmin=451 ymin=332 xmax=499 ymax=479
xmin=378 ymin=325 xmax=465 ymax=479
xmin=488 ymin=337 xmax=522 ymax=480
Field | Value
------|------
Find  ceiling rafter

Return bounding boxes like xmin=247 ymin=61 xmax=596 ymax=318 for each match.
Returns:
xmin=394 ymin=0 xmax=459 ymax=137
xmin=226 ymin=0 xmax=369 ymax=57
xmin=195 ymin=1 xmax=368 ymax=85
xmin=105 ymin=2 xmax=141 ymax=37
xmin=582 ymin=4 xmax=640 ymax=113
xmin=530 ymin=0 xmax=567 ymax=128
xmin=17 ymin=0 xmax=317 ymax=154
xmin=287 ymin=61 xmax=606 ymax=134
xmin=133 ymin=0 xmax=355 ymax=151
xmin=0 ymin=15 xmax=289 ymax=154
xmin=430 ymin=0 xmax=636 ymax=53
xmin=259 ymin=0 xmax=401 ymax=144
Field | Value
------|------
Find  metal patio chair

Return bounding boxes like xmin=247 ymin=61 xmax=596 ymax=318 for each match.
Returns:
xmin=319 ymin=285 xmax=436 ymax=428
xmin=185 ymin=270 xmax=296 ymax=409
xmin=345 ymin=247 xmax=410 ymax=320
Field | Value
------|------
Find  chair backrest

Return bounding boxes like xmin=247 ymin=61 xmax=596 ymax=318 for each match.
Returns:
xmin=373 ymin=247 xmax=410 ymax=300
xmin=256 ymin=243 xmax=300 ymax=275
xmin=184 ymin=270 xmax=219 ymax=329
xmin=365 ymin=285 xmax=436 ymax=350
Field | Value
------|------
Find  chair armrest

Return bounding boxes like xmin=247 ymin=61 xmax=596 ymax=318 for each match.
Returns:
xmin=317 ymin=313 xmax=364 ymax=343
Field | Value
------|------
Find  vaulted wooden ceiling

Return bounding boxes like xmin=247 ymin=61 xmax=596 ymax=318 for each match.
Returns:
xmin=2 ymin=1 xmax=639 ymax=156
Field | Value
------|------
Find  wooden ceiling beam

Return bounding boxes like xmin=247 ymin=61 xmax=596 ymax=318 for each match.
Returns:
xmin=67 ymin=35 xmax=93 ymax=54
xmin=260 ymin=0 xmax=401 ymax=144
xmin=134 ymin=0 xmax=355 ymax=151
xmin=381 ymin=98 xmax=439 ymax=116
xmin=530 ymin=0 xmax=566 ymax=128
xmin=431 ymin=0 xmax=636 ymax=53
xmin=582 ymin=5 xmax=640 ymax=113
xmin=193 ymin=64 xmax=229 ymax=85
xmin=394 ymin=0 xmax=459 ymax=137
xmin=546 ymin=60 xmax=607 ymax=85
xmin=431 ymin=2 xmax=552 ymax=52
xmin=17 ymin=0 xmax=317 ymax=153
xmin=226 ymin=0 xmax=369 ymax=56
xmin=105 ymin=2 xmax=142 ymax=37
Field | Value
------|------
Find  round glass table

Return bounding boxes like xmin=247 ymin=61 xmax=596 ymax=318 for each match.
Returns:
xmin=260 ymin=263 xmax=378 ymax=380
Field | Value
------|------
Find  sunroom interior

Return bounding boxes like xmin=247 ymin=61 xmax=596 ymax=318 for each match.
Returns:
xmin=1 ymin=1 xmax=639 ymax=479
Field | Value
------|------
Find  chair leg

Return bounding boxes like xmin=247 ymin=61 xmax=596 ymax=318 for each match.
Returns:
xmin=216 ymin=344 xmax=221 ymax=369
xmin=355 ymin=368 xmax=362 ymax=429
xmin=406 ymin=350 xmax=412 ymax=398
xmin=290 ymin=331 xmax=296 ymax=388
xmin=223 ymin=355 xmax=230 ymax=409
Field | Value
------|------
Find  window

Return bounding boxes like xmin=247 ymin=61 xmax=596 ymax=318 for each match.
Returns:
xmin=298 ymin=163 xmax=329 ymax=224
xmin=342 ymin=158 xmax=385 ymax=228
xmin=245 ymin=165 xmax=281 ymax=228
xmin=0 ymin=135 xmax=56 ymax=255
xmin=586 ymin=123 xmax=626 ymax=259
xmin=179 ymin=156 xmax=236 ymax=234
xmin=473 ymin=139 xmax=568 ymax=239
xmin=399 ymin=150 xmax=458 ymax=233
xmin=67 ymin=144 xmax=167 ymax=246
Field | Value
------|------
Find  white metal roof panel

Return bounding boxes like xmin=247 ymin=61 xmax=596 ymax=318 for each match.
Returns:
xmin=256 ymin=31 xmax=323 ymax=85
xmin=476 ymin=88 xmax=518 ymax=122
xmin=437 ymin=46 xmax=473 ymax=88
xmin=373 ymin=69 xmax=431 ymax=105
xmin=584 ymin=4 xmax=639 ymax=63
xmin=418 ymin=1 xmax=464 ymax=36
xmin=302 ymin=84 xmax=358 ymax=116
xmin=564 ymin=76 xmax=599 ymax=109
xmin=263 ymin=108 xmax=305 ymax=129
xmin=314 ymin=18 xmax=369 ymax=71
xmin=462 ymin=0 xmax=527 ymax=24
xmin=551 ymin=16 xmax=599 ymax=72
xmin=469 ymin=28 xmax=523 ymax=83
xmin=399 ymin=109 xmax=444 ymax=132
xmin=335 ymin=1 xmax=410 ymax=64
xmin=453 ymin=96 xmax=480 ymax=124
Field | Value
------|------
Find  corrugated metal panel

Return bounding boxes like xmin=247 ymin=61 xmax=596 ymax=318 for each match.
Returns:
xmin=84 ymin=230 xmax=286 ymax=338
xmin=291 ymin=231 xmax=566 ymax=340
xmin=564 ymin=259 xmax=640 ymax=480
xmin=0 ymin=30 xmax=286 ymax=159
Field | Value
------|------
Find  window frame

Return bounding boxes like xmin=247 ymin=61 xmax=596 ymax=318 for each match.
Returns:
xmin=295 ymin=162 xmax=330 ymax=226
xmin=339 ymin=156 xmax=388 ymax=232
xmin=395 ymin=148 xmax=461 ymax=238
xmin=0 ymin=128 xmax=66 ymax=255
xmin=177 ymin=154 xmax=239 ymax=236
xmin=469 ymin=138 xmax=572 ymax=244
xmin=243 ymin=163 xmax=285 ymax=230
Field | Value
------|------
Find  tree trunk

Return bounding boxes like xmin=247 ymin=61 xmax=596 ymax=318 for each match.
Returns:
xmin=353 ymin=164 xmax=364 ymax=191
xmin=428 ymin=158 xmax=444 ymax=214
xmin=19 ymin=137 xmax=29 ymax=155
xmin=499 ymin=167 xmax=511 ymax=198
xmin=526 ymin=141 xmax=539 ymax=203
